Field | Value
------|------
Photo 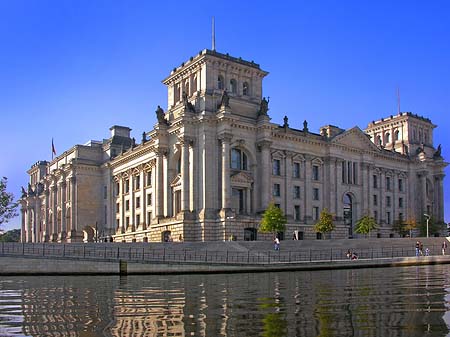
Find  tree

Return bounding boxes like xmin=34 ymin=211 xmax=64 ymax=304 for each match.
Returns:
xmin=393 ymin=215 xmax=418 ymax=237
xmin=314 ymin=208 xmax=335 ymax=239
xmin=259 ymin=202 xmax=287 ymax=235
xmin=0 ymin=229 xmax=21 ymax=242
xmin=355 ymin=215 xmax=378 ymax=237
xmin=0 ymin=177 xmax=18 ymax=227
xmin=418 ymin=215 xmax=446 ymax=237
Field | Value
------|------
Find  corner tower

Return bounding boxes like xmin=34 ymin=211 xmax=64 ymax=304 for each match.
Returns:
xmin=162 ymin=49 xmax=268 ymax=120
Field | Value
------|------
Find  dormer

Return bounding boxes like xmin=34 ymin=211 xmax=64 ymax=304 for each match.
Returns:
xmin=162 ymin=49 xmax=268 ymax=120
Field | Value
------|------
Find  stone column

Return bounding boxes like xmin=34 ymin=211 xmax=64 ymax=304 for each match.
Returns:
xmin=59 ymin=180 xmax=67 ymax=241
xmin=43 ymin=190 xmax=50 ymax=242
xmin=219 ymin=134 xmax=232 ymax=211
xmin=51 ymin=185 xmax=58 ymax=242
xmin=140 ymin=170 xmax=145 ymax=230
xmin=119 ymin=177 xmax=125 ymax=233
xmin=379 ymin=170 xmax=385 ymax=225
xmin=304 ymin=157 xmax=312 ymax=223
xmin=34 ymin=198 xmax=41 ymax=242
xmin=26 ymin=206 xmax=32 ymax=242
xmin=419 ymin=171 xmax=428 ymax=217
xmin=284 ymin=151 xmax=293 ymax=218
xmin=70 ymin=176 xmax=77 ymax=234
xmin=129 ymin=173 xmax=135 ymax=231
xmin=435 ymin=174 xmax=444 ymax=221
xmin=258 ymin=140 xmax=272 ymax=212
xmin=155 ymin=150 xmax=165 ymax=218
xmin=181 ymin=138 xmax=191 ymax=212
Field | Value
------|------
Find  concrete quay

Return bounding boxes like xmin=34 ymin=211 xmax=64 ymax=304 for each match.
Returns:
xmin=1 ymin=237 xmax=449 ymax=275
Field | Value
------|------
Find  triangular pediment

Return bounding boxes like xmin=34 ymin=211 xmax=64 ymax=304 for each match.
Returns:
xmin=231 ymin=171 xmax=254 ymax=185
xmin=331 ymin=127 xmax=380 ymax=152
xmin=170 ymin=174 xmax=182 ymax=187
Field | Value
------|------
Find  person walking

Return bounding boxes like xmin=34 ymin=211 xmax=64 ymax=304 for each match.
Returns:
xmin=442 ymin=241 xmax=448 ymax=255
xmin=274 ymin=236 xmax=280 ymax=251
xmin=415 ymin=241 xmax=420 ymax=257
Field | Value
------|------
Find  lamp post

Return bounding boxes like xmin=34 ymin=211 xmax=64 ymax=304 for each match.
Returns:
xmin=424 ymin=214 xmax=430 ymax=238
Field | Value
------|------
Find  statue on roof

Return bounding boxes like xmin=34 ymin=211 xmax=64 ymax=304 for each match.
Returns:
xmin=182 ymin=91 xmax=196 ymax=112
xmin=219 ymin=90 xmax=230 ymax=108
xmin=283 ymin=116 xmax=289 ymax=128
xmin=433 ymin=144 xmax=442 ymax=159
xmin=303 ymin=120 xmax=309 ymax=133
xmin=21 ymin=186 xmax=27 ymax=198
xmin=155 ymin=105 xmax=166 ymax=124
xmin=259 ymin=97 xmax=269 ymax=115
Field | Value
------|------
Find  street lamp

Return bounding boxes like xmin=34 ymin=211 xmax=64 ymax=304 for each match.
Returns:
xmin=424 ymin=214 xmax=430 ymax=238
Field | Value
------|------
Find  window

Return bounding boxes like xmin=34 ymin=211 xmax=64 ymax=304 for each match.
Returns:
xmin=275 ymin=204 xmax=281 ymax=208
xmin=373 ymin=175 xmax=378 ymax=188
xmin=294 ymin=205 xmax=300 ymax=220
xmin=398 ymin=179 xmax=403 ymax=192
xmin=399 ymin=197 xmax=403 ymax=208
xmin=313 ymin=207 xmax=319 ymax=221
xmin=399 ymin=213 xmax=403 ymax=222
xmin=342 ymin=161 xmax=346 ymax=183
xmin=146 ymin=171 xmax=152 ymax=186
xmin=232 ymin=188 xmax=246 ymax=214
xmin=126 ymin=216 xmax=130 ymax=227
xmin=353 ymin=162 xmax=357 ymax=184
xmin=136 ymin=214 xmax=140 ymax=226
xmin=147 ymin=211 xmax=152 ymax=224
xmin=136 ymin=196 xmax=141 ymax=209
xmin=243 ymin=82 xmax=249 ymax=96
xmin=273 ymin=184 xmax=281 ymax=197
xmin=134 ymin=176 xmax=140 ymax=190
xmin=229 ymin=79 xmax=237 ymax=93
xmin=273 ymin=159 xmax=281 ymax=176
xmin=373 ymin=195 xmax=378 ymax=206
xmin=313 ymin=165 xmax=319 ymax=180
xmin=293 ymin=186 xmax=301 ymax=199
xmin=125 ymin=200 xmax=130 ymax=211
xmin=217 ymin=75 xmax=224 ymax=90
xmin=115 ymin=182 xmax=120 ymax=196
xmin=103 ymin=186 xmax=107 ymax=199
xmin=147 ymin=194 xmax=152 ymax=206
xmin=116 ymin=218 xmax=120 ymax=229
xmin=386 ymin=177 xmax=391 ymax=191
xmin=385 ymin=132 xmax=390 ymax=144
xmin=395 ymin=130 xmax=400 ymax=141
xmin=231 ymin=148 xmax=247 ymax=170
xmin=386 ymin=196 xmax=391 ymax=207
xmin=293 ymin=162 xmax=300 ymax=178
xmin=313 ymin=188 xmax=319 ymax=201
xmin=386 ymin=212 xmax=391 ymax=225
xmin=116 ymin=202 xmax=120 ymax=213
xmin=374 ymin=210 xmax=378 ymax=222
xmin=125 ymin=179 xmax=130 ymax=193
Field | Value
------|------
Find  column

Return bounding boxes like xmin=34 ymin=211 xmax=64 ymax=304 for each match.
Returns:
xmin=140 ymin=170 xmax=145 ymax=229
xmin=60 ymin=180 xmax=67 ymax=240
xmin=26 ymin=206 xmax=32 ymax=242
xmin=258 ymin=140 xmax=272 ymax=211
xmin=51 ymin=185 xmax=57 ymax=241
xmin=70 ymin=176 xmax=76 ymax=234
xmin=20 ymin=208 xmax=26 ymax=242
xmin=34 ymin=199 xmax=41 ymax=242
xmin=420 ymin=172 xmax=427 ymax=217
xmin=304 ymin=157 xmax=312 ymax=223
xmin=284 ymin=152 xmax=293 ymax=217
xmin=219 ymin=134 xmax=232 ymax=210
xmin=181 ymin=138 xmax=191 ymax=212
xmin=155 ymin=150 xmax=165 ymax=217
xmin=119 ymin=178 xmax=125 ymax=233
xmin=43 ymin=190 xmax=49 ymax=242
xmin=129 ymin=173 xmax=135 ymax=231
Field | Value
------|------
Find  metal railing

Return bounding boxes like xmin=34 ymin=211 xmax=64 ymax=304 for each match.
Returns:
xmin=0 ymin=242 xmax=443 ymax=265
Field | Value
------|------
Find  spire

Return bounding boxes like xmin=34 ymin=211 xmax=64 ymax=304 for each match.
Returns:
xmin=212 ymin=16 xmax=216 ymax=51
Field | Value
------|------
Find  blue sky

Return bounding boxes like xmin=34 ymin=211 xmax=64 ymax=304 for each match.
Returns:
xmin=1 ymin=0 xmax=449 ymax=230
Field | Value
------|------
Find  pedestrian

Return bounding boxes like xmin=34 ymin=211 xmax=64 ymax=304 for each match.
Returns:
xmin=274 ymin=236 xmax=280 ymax=251
xmin=419 ymin=241 xmax=424 ymax=256
xmin=442 ymin=241 xmax=448 ymax=255
xmin=425 ymin=247 xmax=430 ymax=256
xmin=415 ymin=241 xmax=420 ymax=257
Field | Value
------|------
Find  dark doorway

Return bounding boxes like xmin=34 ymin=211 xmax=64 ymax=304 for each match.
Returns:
xmin=343 ymin=194 xmax=353 ymax=238
xmin=244 ymin=228 xmax=257 ymax=241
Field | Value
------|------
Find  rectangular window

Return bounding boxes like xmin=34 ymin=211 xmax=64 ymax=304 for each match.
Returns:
xmin=374 ymin=210 xmax=378 ymax=222
xmin=136 ymin=214 xmax=140 ymax=226
xmin=313 ymin=165 xmax=319 ymax=181
xmin=313 ymin=207 xmax=319 ymax=221
xmin=116 ymin=182 xmax=120 ymax=196
xmin=273 ymin=184 xmax=281 ymax=197
xmin=386 ymin=177 xmax=391 ymax=191
xmin=134 ymin=176 xmax=140 ymax=190
xmin=293 ymin=186 xmax=301 ymax=199
xmin=373 ymin=195 xmax=378 ymax=206
xmin=353 ymin=162 xmax=357 ymax=184
xmin=373 ymin=175 xmax=378 ymax=188
xmin=125 ymin=200 xmax=130 ymax=211
xmin=275 ymin=204 xmax=281 ymax=209
xmin=147 ymin=193 xmax=152 ymax=206
xmin=293 ymin=162 xmax=300 ymax=178
xmin=126 ymin=216 xmax=130 ymax=227
xmin=398 ymin=178 xmax=403 ymax=192
xmin=399 ymin=197 xmax=403 ymax=208
xmin=116 ymin=218 xmax=120 ymax=229
xmin=386 ymin=212 xmax=391 ymax=225
xmin=347 ymin=162 xmax=352 ymax=184
xmin=231 ymin=148 xmax=241 ymax=170
xmin=103 ymin=186 xmax=107 ymax=199
xmin=342 ymin=161 xmax=346 ymax=183
xmin=294 ymin=205 xmax=300 ymax=220
xmin=273 ymin=159 xmax=281 ymax=176
xmin=386 ymin=196 xmax=391 ymax=207
xmin=116 ymin=202 xmax=120 ymax=213
xmin=147 ymin=211 xmax=152 ymax=224
xmin=313 ymin=188 xmax=319 ymax=201
xmin=136 ymin=196 xmax=140 ymax=209
xmin=125 ymin=179 xmax=130 ymax=193
xmin=146 ymin=171 xmax=152 ymax=186
xmin=399 ymin=213 xmax=403 ymax=222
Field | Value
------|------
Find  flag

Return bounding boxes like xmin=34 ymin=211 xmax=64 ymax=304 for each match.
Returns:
xmin=52 ymin=138 xmax=57 ymax=158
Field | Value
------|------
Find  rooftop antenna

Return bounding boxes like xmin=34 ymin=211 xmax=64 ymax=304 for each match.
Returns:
xmin=212 ymin=16 xmax=216 ymax=51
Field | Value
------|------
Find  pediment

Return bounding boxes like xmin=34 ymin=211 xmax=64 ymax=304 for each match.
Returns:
xmin=331 ymin=127 xmax=380 ymax=152
xmin=231 ymin=171 xmax=254 ymax=185
xmin=170 ymin=174 xmax=181 ymax=187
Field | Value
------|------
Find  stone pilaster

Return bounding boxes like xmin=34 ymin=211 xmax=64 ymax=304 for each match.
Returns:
xmin=219 ymin=133 xmax=232 ymax=212
xmin=257 ymin=140 xmax=272 ymax=212
xmin=155 ymin=149 xmax=165 ymax=218
xmin=284 ymin=151 xmax=293 ymax=218
xmin=181 ymin=137 xmax=191 ymax=212
xmin=51 ymin=185 xmax=58 ymax=242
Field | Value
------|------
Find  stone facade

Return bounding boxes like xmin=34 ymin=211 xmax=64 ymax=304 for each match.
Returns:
xmin=20 ymin=49 xmax=447 ymax=242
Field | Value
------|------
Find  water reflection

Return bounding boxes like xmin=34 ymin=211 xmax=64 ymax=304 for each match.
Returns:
xmin=0 ymin=265 xmax=449 ymax=336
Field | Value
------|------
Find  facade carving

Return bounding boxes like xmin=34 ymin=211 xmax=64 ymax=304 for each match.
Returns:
xmin=21 ymin=49 xmax=447 ymax=242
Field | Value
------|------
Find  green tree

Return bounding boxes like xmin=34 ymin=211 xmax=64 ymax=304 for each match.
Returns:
xmin=418 ymin=215 xmax=445 ymax=237
xmin=355 ymin=215 xmax=378 ymax=237
xmin=0 ymin=229 xmax=21 ymax=242
xmin=314 ymin=208 xmax=335 ymax=239
xmin=260 ymin=202 xmax=287 ymax=235
xmin=393 ymin=215 xmax=418 ymax=237
xmin=0 ymin=177 xmax=18 ymax=227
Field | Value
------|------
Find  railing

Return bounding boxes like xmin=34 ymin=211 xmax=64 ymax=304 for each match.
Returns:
xmin=0 ymin=242 xmax=443 ymax=265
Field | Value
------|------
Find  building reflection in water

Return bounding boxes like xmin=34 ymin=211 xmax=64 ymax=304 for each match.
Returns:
xmin=0 ymin=265 xmax=449 ymax=336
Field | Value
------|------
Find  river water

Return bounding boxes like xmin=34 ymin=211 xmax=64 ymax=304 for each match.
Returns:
xmin=1 ymin=264 xmax=450 ymax=337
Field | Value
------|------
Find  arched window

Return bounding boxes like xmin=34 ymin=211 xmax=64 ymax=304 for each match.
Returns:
xmin=192 ymin=74 xmax=197 ymax=93
xmin=385 ymin=132 xmax=390 ymax=144
xmin=185 ymin=80 xmax=190 ymax=96
xmin=229 ymin=79 xmax=237 ymax=94
xmin=376 ymin=135 xmax=382 ymax=146
xmin=231 ymin=148 xmax=248 ymax=170
xmin=394 ymin=130 xmax=400 ymax=141
xmin=218 ymin=75 xmax=224 ymax=90
xmin=243 ymin=82 xmax=249 ymax=96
